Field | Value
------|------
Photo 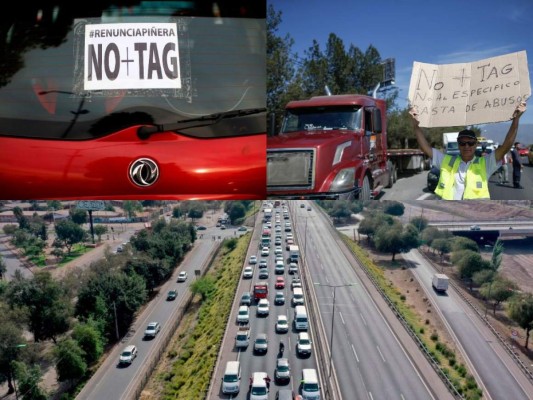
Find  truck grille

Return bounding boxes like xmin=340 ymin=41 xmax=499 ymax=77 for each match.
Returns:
xmin=267 ymin=149 xmax=315 ymax=190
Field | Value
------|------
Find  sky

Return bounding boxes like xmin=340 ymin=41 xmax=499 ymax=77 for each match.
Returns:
xmin=268 ymin=0 xmax=533 ymax=127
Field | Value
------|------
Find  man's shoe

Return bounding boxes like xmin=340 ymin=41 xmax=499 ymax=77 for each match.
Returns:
xmin=514 ymin=185 xmax=524 ymax=189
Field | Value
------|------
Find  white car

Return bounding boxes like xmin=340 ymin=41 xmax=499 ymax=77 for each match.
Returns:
xmin=177 ymin=271 xmax=188 ymax=282
xmin=243 ymin=266 xmax=253 ymax=279
xmin=249 ymin=255 xmax=258 ymax=264
xmin=144 ymin=322 xmax=161 ymax=338
xmin=237 ymin=305 xmax=250 ymax=324
xmin=257 ymin=298 xmax=270 ymax=316
xmin=274 ymin=246 xmax=283 ymax=255
xmin=275 ymin=315 xmax=289 ymax=333
xmin=258 ymin=259 xmax=268 ymax=269
xmin=261 ymin=247 xmax=269 ymax=256
xmin=119 ymin=345 xmax=138 ymax=365
xmin=296 ymin=332 xmax=312 ymax=356
xmin=289 ymin=263 xmax=298 ymax=274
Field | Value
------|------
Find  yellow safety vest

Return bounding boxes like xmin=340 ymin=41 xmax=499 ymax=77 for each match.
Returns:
xmin=434 ymin=155 xmax=490 ymax=200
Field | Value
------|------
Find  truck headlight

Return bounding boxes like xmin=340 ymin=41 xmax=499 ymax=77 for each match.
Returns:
xmin=329 ymin=168 xmax=355 ymax=192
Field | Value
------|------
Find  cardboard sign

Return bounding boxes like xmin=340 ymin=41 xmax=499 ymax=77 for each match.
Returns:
xmin=408 ymin=51 xmax=530 ymax=127
xmin=84 ymin=23 xmax=181 ymax=90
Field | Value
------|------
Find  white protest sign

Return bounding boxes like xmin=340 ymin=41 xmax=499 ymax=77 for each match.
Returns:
xmin=84 ymin=23 xmax=181 ymax=90
xmin=408 ymin=51 xmax=530 ymax=127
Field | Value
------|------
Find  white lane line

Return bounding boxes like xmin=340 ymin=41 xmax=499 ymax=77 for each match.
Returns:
xmin=401 ymin=394 xmax=406 ymax=400
xmin=368 ymin=392 xmax=374 ymax=400
xmin=339 ymin=311 xmax=345 ymax=325
xmin=360 ymin=312 xmax=367 ymax=326
xmin=376 ymin=345 xmax=386 ymax=363
xmin=351 ymin=344 xmax=360 ymax=362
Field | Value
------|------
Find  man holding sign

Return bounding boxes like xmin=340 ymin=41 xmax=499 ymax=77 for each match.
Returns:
xmin=407 ymin=50 xmax=530 ymax=200
xmin=409 ymin=102 xmax=526 ymax=199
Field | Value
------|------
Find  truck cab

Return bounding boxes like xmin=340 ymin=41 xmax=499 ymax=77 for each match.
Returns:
xmin=267 ymin=95 xmax=392 ymax=200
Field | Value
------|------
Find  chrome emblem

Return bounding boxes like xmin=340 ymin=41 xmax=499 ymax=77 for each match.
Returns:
xmin=129 ymin=158 xmax=159 ymax=187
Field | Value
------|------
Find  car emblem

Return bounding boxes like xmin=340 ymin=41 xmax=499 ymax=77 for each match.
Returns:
xmin=129 ymin=158 xmax=159 ymax=187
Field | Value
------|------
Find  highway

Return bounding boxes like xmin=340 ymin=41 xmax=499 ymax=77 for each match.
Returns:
xmin=290 ymin=202 xmax=447 ymax=400
xmin=77 ymin=224 xmax=233 ymax=400
xmin=403 ymin=250 xmax=533 ymax=400
xmin=210 ymin=205 xmax=320 ymax=399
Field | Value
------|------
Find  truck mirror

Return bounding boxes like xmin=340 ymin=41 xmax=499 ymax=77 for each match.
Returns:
xmin=372 ymin=108 xmax=382 ymax=133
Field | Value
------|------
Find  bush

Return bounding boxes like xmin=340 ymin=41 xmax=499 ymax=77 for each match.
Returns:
xmin=430 ymin=332 xmax=439 ymax=341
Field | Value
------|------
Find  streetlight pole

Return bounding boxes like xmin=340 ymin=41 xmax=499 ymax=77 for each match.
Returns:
xmin=313 ymin=283 xmax=355 ymax=380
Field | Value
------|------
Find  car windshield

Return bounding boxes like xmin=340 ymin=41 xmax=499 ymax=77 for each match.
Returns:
xmin=282 ymin=106 xmax=362 ymax=133
xmin=1 ymin=2 xmax=265 ymax=140
xmin=122 ymin=351 xmax=131 ymax=357
xmin=303 ymin=383 xmax=319 ymax=392
xmin=252 ymin=387 xmax=267 ymax=395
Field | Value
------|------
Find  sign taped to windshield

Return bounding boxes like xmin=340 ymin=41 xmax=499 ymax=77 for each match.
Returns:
xmin=84 ymin=23 xmax=181 ymax=90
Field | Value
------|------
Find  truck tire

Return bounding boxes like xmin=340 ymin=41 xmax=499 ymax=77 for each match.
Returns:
xmin=359 ymin=175 xmax=371 ymax=200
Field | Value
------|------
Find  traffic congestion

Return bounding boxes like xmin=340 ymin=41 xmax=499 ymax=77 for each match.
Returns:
xmin=214 ymin=201 xmax=320 ymax=400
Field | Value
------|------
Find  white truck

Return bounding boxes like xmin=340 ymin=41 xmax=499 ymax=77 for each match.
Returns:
xmin=443 ymin=132 xmax=459 ymax=156
xmin=235 ymin=326 xmax=250 ymax=348
xmin=432 ymin=273 xmax=449 ymax=292
xmin=288 ymin=245 xmax=299 ymax=263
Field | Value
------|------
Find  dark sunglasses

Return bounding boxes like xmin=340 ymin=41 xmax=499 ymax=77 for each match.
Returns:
xmin=458 ymin=141 xmax=477 ymax=147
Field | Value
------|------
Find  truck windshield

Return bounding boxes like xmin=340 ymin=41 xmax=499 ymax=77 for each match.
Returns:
xmin=281 ymin=106 xmax=362 ymax=133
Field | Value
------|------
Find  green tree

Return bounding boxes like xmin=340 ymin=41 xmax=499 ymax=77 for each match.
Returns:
xmin=13 ymin=207 xmax=29 ymax=230
xmin=480 ymin=278 xmax=517 ymax=316
xmin=472 ymin=269 xmax=496 ymax=286
xmin=70 ymin=208 xmax=88 ymax=225
xmin=94 ymin=225 xmax=108 ymax=242
xmin=75 ymin=271 xmax=147 ymax=341
xmin=124 ymin=256 xmax=172 ymax=293
xmin=226 ymin=202 xmax=246 ymax=224
xmin=122 ymin=200 xmax=143 ymax=219
xmin=456 ymin=252 xmax=491 ymax=279
xmin=358 ymin=212 xmax=394 ymax=242
xmin=7 ymin=272 xmax=72 ymax=343
xmin=12 ymin=361 xmax=48 ymax=400
xmin=374 ymin=222 xmax=419 ymax=261
xmin=330 ymin=201 xmax=354 ymax=221
xmin=55 ymin=219 xmax=85 ymax=255
xmin=383 ymin=201 xmax=405 ymax=216
xmin=72 ymin=319 xmax=105 ymax=364
xmin=410 ymin=216 xmax=429 ymax=232
xmin=190 ymin=276 xmax=216 ymax=302
xmin=421 ymin=226 xmax=443 ymax=248
xmin=0 ymin=255 xmax=6 ymax=280
xmin=507 ymin=293 xmax=533 ymax=349
xmin=431 ymin=238 xmax=452 ymax=261
xmin=452 ymin=236 xmax=479 ymax=253
xmin=187 ymin=202 xmax=206 ymax=221
xmin=54 ymin=338 xmax=87 ymax=383
xmin=47 ymin=200 xmax=63 ymax=210
xmin=0 ymin=321 xmax=26 ymax=394
xmin=172 ymin=205 xmax=183 ymax=219
xmin=267 ymin=3 xmax=296 ymax=131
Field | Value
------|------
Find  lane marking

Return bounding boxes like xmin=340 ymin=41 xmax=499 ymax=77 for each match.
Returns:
xmin=377 ymin=345 xmax=386 ymax=363
xmin=352 ymin=344 xmax=360 ymax=362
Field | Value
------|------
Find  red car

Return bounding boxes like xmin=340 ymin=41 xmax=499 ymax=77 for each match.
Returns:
xmin=275 ymin=277 xmax=285 ymax=289
xmin=1 ymin=2 xmax=266 ymax=200
xmin=518 ymin=145 xmax=529 ymax=157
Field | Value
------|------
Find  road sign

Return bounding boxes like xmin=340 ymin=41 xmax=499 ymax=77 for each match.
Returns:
xmin=77 ymin=200 xmax=105 ymax=211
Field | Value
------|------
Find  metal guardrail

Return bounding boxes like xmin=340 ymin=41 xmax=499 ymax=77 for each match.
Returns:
xmin=418 ymin=249 xmax=533 ymax=384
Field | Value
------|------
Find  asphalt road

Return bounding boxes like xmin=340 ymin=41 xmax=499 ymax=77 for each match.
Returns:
xmin=403 ymin=250 xmax=533 ymax=400
xmin=291 ymin=202 xmax=439 ymax=400
xmin=209 ymin=205 xmax=320 ymax=400
xmin=77 ymin=223 xmax=235 ymax=400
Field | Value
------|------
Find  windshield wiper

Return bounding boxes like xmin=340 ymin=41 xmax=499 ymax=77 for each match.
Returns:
xmin=137 ymin=107 xmax=266 ymax=140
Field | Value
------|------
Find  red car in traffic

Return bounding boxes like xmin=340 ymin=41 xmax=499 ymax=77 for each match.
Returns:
xmin=275 ymin=277 xmax=285 ymax=289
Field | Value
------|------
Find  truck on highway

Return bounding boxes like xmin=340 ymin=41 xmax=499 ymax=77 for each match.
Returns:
xmin=267 ymin=94 xmax=395 ymax=200
xmin=288 ymin=245 xmax=299 ymax=263
xmin=443 ymin=132 xmax=460 ymax=156
xmin=253 ymin=282 xmax=268 ymax=302
xmin=432 ymin=273 xmax=449 ymax=293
